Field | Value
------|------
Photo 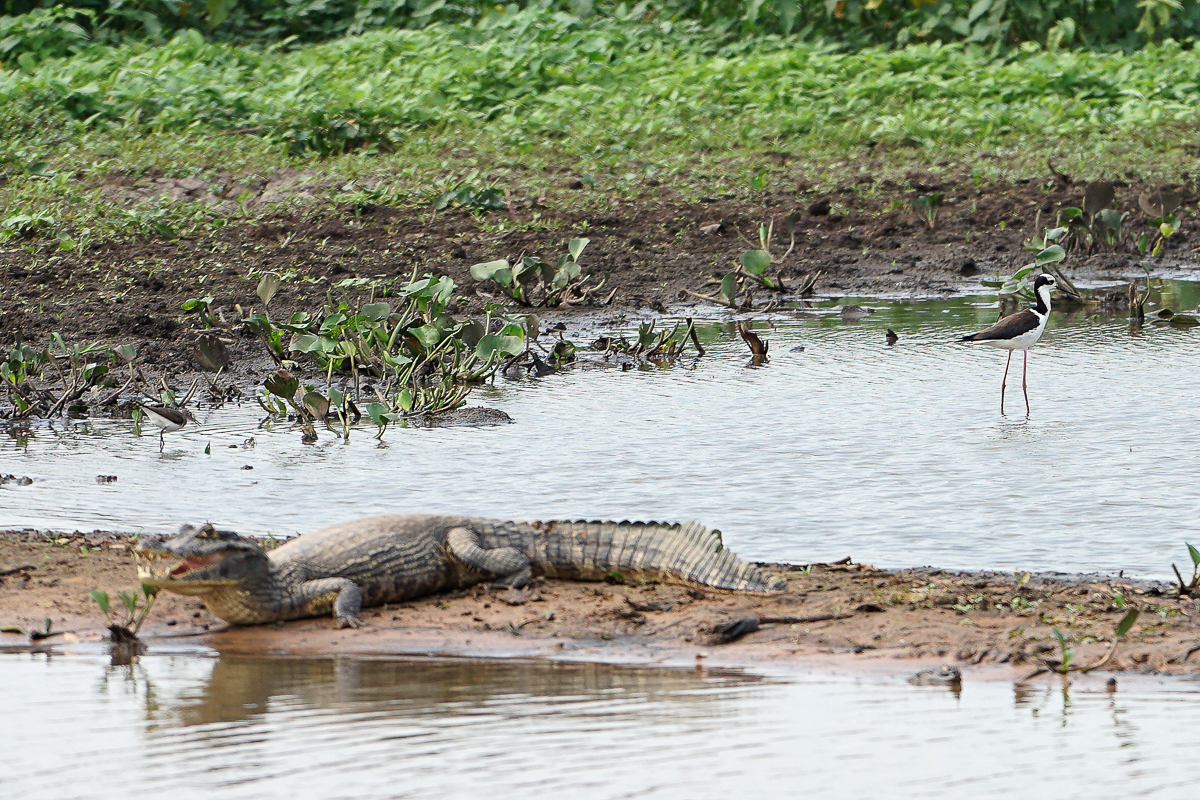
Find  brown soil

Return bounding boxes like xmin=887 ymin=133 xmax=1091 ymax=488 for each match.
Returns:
xmin=3 ymin=529 xmax=1198 ymax=677
xmin=3 ymin=170 xmax=1198 ymax=369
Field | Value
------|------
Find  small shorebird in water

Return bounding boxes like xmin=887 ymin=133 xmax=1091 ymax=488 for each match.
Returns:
xmin=959 ymin=273 xmax=1075 ymax=415
xmin=139 ymin=404 xmax=196 ymax=451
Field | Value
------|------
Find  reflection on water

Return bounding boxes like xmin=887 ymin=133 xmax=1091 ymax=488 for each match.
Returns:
xmin=4 ymin=651 xmax=1200 ymax=799
xmin=161 ymin=653 xmax=758 ymax=727
xmin=4 ymin=285 xmax=1200 ymax=578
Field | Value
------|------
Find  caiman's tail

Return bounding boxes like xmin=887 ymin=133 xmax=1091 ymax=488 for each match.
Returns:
xmin=520 ymin=519 xmax=786 ymax=592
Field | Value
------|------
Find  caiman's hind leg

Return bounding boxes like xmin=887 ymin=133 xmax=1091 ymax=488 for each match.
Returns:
xmin=446 ymin=527 xmax=533 ymax=587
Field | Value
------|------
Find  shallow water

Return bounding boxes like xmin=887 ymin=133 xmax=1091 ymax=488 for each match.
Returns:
xmin=5 ymin=285 xmax=1200 ymax=578
xmin=3 ymin=650 xmax=1198 ymax=800
xmin=7 ymin=284 xmax=1200 ymax=578
xmin=6 ymin=284 xmax=1200 ymax=795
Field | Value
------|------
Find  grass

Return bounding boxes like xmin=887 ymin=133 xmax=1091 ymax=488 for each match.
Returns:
xmin=2 ymin=8 xmax=1199 ymax=242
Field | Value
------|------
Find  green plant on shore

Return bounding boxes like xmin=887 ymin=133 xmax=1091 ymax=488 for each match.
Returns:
xmin=1 ymin=333 xmax=136 ymax=420
xmin=911 ymin=193 xmax=943 ymax=230
xmin=590 ymin=318 xmax=706 ymax=362
xmin=695 ymin=219 xmax=817 ymax=310
xmin=247 ymin=270 xmax=529 ymax=438
xmin=1172 ymin=543 xmax=1200 ymax=595
xmin=983 ymin=239 xmax=1077 ymax=300
xmin=1041 ymin=181 xmax=1184 ymax=259
xmin=182 ymin=295 xmax=218 ymax=328
xmin=1039 ymin=609 xmax=1140 ymax=675
xmin=470 ymin=238 xmax=597 ymax=307
xmin=88 ymin=585 xmax=159 ymax=640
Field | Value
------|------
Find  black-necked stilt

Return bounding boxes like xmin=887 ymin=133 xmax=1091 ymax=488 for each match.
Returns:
xmin=139 ymin=404 xmax=195 ymax=451
xmin=960 ymin=273 xmax=1075 ymax=414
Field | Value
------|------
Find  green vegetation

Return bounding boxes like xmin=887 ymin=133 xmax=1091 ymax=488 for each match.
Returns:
xmin=250 ymin=270 xmax=529 ymax=438
xmin=1172 ymin=542 xmax=1200 ymax=595
xmin=1040 ymin=608 xmax=1140 ymax=674
xmin=3 ymin=0 xmax=1197 ymax=50
xmin=1 ymin=333 xmax=133 ymax=418
xmin=88 ymin=584 xmax=159 ymax=639
xmin=1 ymin=5 xmax=1199 ymax=247
xmin=470 ymin=238 xmax=595 ymax=307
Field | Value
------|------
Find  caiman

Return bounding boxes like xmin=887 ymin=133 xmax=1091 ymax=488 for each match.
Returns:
xmin=135 ymin=514 xmax=785 ymax=628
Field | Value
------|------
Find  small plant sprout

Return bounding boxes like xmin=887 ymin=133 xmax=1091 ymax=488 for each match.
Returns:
xmin=89 ymin=584 xmax=160 ymax=641
xmin=1172 ymin=543 xmax=1200 ymax=595
xmin=911 ymin=193 xmax=943 ymax=229
xmin=1031 ymin=609 xmax=1140 ymax=677
xmin=182 ymin=295 xmax=219 ymax=328
xmin=691 ymin=218 xmax=818 ymax=309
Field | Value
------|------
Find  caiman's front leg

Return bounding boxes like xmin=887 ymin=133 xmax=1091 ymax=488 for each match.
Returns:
xmin=446 ymin=527 xmax=532 ymax=587
xmin=294 ymin=577 xmax=364 ymax=628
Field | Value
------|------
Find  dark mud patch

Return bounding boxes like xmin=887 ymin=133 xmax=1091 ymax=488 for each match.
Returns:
xmin=4 ymin=170 xmax=1199 ymax=357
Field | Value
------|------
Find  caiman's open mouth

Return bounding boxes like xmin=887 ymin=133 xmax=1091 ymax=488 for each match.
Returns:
xmin=137 ymin=550 xmax=226 ymax=583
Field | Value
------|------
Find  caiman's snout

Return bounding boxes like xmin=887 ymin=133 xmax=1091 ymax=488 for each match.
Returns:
xmin=135 ymin=548 xmax=226 ymax=583
xmin=134 ymin=524 xmax=264 ymax=590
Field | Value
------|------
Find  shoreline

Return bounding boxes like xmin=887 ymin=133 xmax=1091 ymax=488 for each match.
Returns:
xmin=3 ymin=528 xmax=1197 ymax=678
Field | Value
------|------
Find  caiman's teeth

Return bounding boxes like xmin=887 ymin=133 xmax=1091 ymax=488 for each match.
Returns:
xmin=137 ymin=563 xmax=177 ymax=581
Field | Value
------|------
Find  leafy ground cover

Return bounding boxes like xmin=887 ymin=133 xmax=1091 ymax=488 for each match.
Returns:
xmin=1 ymin=8 xmax=1198 ymax=244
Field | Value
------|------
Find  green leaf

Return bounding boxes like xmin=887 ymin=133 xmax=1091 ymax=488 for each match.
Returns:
xmin=1096 ymin=208 xmax=1125 ymax=232
xmin=1034 ymin=245 xmax=1065 ymax=266
xmin=361 ymin=302 xmax=391 ymax=322
xmin=476 ymin=334 xmax=525 ymax=360
xmin=740 ymin=250 xmax=772 ymax=276
xmin=119 ymin=590 xmax=138 ymax=615
xmin=470 ymin=259 xmax=512 ymax=285
xmin=256 ymin=273 xmax=281 ymax=307
xmin=567 ymin=237 xmax=589 ymax=261
xmin=1188 ymin=542 xmax=1200 ymax=567
xmin=265 ymin=371 xmax=299 ymax=400
xmin=513 ymin=257 xmax=548 ymax=286
xmin=1115 ymin=609 xmax=1140 ymax=638
xmin=182 ymin=297 xmax=213 ymax=312
xmin=294 ymin=334 xmax=339 ymax=354
xmin=410 ymin=324 xmax=443 ymax=349
xmin=115 ymin=344 xmax=137 ymax=363
xmin=365 ymin=401 xmax=397 ymax=426
xmin=302 ymin=390 xmax=330 ymax=418
xmin=720 ymin=271 xmax=738 ymax=304
xmin=88 ymin=589 xmax=110 ymax=616
xmin=552 ymin=261 xmax=581 ymax=289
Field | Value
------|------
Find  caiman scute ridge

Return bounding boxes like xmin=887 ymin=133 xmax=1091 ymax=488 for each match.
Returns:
xmin=135 ymin=513 xmax=787 ymax=628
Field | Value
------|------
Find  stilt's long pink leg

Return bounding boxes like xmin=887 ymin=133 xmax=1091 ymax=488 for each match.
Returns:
xmin=1022 ymin=350 xmax=1030 ymax=415
xmin=1000 ymin=350 xmax=1013 ymax=414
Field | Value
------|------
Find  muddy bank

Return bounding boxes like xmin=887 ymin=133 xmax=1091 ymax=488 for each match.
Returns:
xmin=3 ymin=170 xmax=1198 ymax=362
xmin=3 ymin=529 xmax=1197 ymax=676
